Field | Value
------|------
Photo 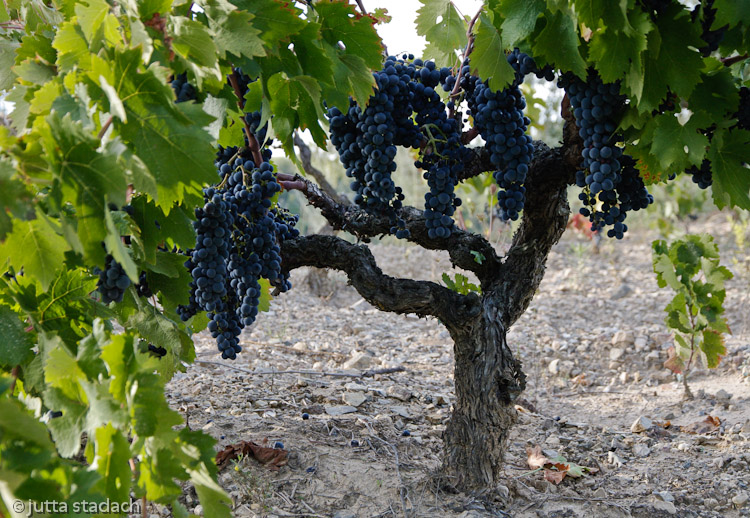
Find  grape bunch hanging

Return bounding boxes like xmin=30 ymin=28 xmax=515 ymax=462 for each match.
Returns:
xmin=176 ymin=70 xmax=299 ymax=360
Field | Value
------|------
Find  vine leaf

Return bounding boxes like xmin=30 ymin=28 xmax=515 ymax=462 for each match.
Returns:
xmin=709 ymin=129 xmax=750 ymax=210
xmin=638 ymin=4 xmax=703 ymax=112
xmin=531 ymin=10 xmax=587 ymax=78
xmin=0 ymin=304 xmax=34 ymax=368
xmin=416 ymin=0 xmax=465 ymax=65
xmin=0 ymin=217 xmax=67 ymax=291
xmin=109 ymin=49 xmax=217 ymax=209
xmin=496 ymin=0 xmax=544 ymax=48
xmin=472 ymin=13 xmax=515 ymax=91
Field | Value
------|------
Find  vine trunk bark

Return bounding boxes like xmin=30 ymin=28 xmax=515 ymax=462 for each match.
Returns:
xmin=442 ymin=297 xmax=526 ymax=489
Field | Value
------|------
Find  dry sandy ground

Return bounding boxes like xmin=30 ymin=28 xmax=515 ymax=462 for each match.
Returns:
xmin=163 ymin=218 xmax=750 ymax=518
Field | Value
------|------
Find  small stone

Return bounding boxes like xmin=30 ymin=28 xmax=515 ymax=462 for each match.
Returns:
xmin=434 ymin=393 xmax=451 ymax=406
xmin=633 ymin=443 xmax=651 ymax=457
xmin=425 ymin=412 xmax=443 ymax=424
xmin=612 ymin=330 xmax=635 ymax=347
xmin=342 ymin=392 xmax=367 ymax=407
xmin=325 ymin=405 xmax=357 ymax=416
xmin=386 ymin=385 xmax=412 ymax=401
xmin=704 ymin=498 xmax=719 ymax=509
xmin=607 ymin=451 xmax=624 ymax=467
xmin=292 ymin=342 xmax=307 ymax=351
xmin=344 ymin=382 xmax=367 ymax=391
xmin=390 ymin=406 xmax=411 ymax=418
xmin=548 ymin=358 xmax=560 ymax=375
xmin=631 ymin=415 xmax=653 ymax=433
xmin=611 ymin=284 xmax=632 ymax=300
xmin=655 ymin=491 xmax=675 ymax=503
xmin=495 ymin=484 xmax=510 ymax=500
xmin=619 ymin=371 xmax=628 ymax=384
xmin=652 ymin=501 xmax=676 ymax=514
xmin=733 ymin=492 xmax=749 ymax=508
xmin=634 ymin=336 xmax=648 ymax=351
xmin=610 ymin=348 xmax=625 ymax=361
xmin=333 ymin=511 xmax=356 ymax=518
xmin=343 ymin=351 xmax=376 ymax=370
xmin=544 ymin=435 xmax=561 ymax=446
xmin=676 ymin=442 xmax=690 ymax=451
xmin=594 ymin=487 xmax=607 ymax=498
xmin=194 ymin=505 xmax=203 ymax=516
xmin=715 ymin=389 xmax=732 ymax=401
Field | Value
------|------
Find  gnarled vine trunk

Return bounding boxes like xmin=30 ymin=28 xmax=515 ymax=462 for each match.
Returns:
xmin=443 ymin=298 xmax=525 ymax=488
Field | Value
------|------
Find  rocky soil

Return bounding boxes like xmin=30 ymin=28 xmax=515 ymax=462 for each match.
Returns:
xmin=164 ymin=218 xmax=750 ymax=518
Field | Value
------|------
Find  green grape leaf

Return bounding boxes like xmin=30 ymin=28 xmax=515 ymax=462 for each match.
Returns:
xmin=100 ymin=333 xmax=136 ymax=402
xmin=531 ymin=10 xmax=587 ymax=78
xmin=52 ymin=20 xmax=90 ymax=72
xmin=709 ymin=129 xmax=750 ymax=210
xmin=333 ymin=51 xmax=376 ymax=108
xmin=416 ymin=0 xmax=465 ymax=65
xmin=201 ymin=1 xmax=265 ymax=60
xmin=497 ymin=0 xmax=544 ymax=47
xmin=75 ymin=0 xmax=110 ymax=42
xmin=233 ymin=0 xmax=306 ymax=47
xmin=131 ymin=372 xmax=183 ymax=436
xmin=43 ymin=386 xmax=89 ymax=457
xmin=701 ymin=329 xmax=726 ymax=368
xmin=689 ymin=69 xmax=740 ymax=123
xmin=574 ymin=0 xmax=627 ymax=30
xmin=0 ymin=398 xmax=56 ymax=448
xmin=472 ymin=13 xmax=515 ymax=91
xmin=92 ymin=423 xmax=133 ymax=504
xmin=315 ymin=0 xmax=383 ymax=71
xmin=0 ymin=217 xmax=67 ymax=291
xmin=0 ymin=40 xmax=18 ymax=91
xmin=0 ymin=304 xmax=34 ymax=368
xmin=170 ymin=17 xmax=219 ymax=69
xmin=109 ymin=49 xmax=216 ymax=209
xmin=638 ymin=5 xmax=703 ymax=113
xmin=712 ymin=0 xmax=750 ymax=29
xmin=589 ymin=10 xmax=651 ymax=84
xmin=649 ymin=115 xmax=709 ymax=173
xmin=114 ymin=296 xmax=195 ymax=374
xmin=189 ymin=463 xmax=232 ymax=518
xmin=0 ymin=157 xmax=33 ymax=240
xmin=42 ymin=112 xmax=128 ymax=265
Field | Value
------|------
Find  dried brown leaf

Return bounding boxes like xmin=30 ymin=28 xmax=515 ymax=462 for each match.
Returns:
xmin=216 ymin=440 xmax=289 ymax=471
xmin=544 ymin=469 xmax=566 ymax=484
xmin=526 ymin=445 xmax=549 ymax=470
xmin=681 ymin=415 xmax=721 ymax=434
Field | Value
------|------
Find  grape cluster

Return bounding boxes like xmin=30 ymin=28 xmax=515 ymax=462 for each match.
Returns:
xmin=95 ymin=255 xmax=131 ymax=304
xmin=560 ymin=70 xmax=653 ymax=238
xmin=688 ymin=159 xmax=713 ymax=189
xmin=462 ymin=50 xmax=540 ymax=222
xmin=179 ymin=152 xmax=299 ymax=358
xmin=171 ymin=73 xmax=197 ymax=103
xmin=328 ymin=56 xmax=463 ymax=238
xmin=135 ymin=271 xmax=153 ymax=298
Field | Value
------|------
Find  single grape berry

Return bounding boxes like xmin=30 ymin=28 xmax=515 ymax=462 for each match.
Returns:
xmin=401 ymin=430 xmax=411 ymax=437
xmin=273 ymin=441 xmax=284 ymax=450
xmin=350 ymin=439 xmax=360 ymax=447
xmin=301 ymin=412 xmax=310 ymax=420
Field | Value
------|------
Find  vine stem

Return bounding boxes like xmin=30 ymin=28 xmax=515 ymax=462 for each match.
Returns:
xmin=721 ymin=53 xmax=749 ymax=67
xmin=9 ymin=366 xmax=19 ymax=394
xmin=97 ymin=115 xmax=113 ymax=140
xmin=227 ymin=70 xmax=264 ymax=166
xmin=448 ymin=7 xmax=483 ymax=119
